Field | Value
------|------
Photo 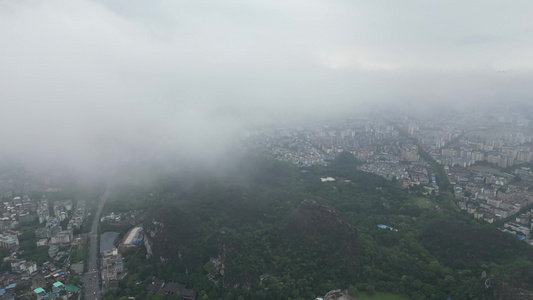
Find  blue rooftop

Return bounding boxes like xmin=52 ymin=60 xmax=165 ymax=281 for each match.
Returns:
xmin=377 ymin=224 xmax=395 ymax=230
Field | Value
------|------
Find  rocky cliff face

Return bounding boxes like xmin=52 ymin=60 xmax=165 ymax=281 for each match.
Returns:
xmin=143 ymin=204 xmax=212 ymax=269
xmin=144 ymin=218 xmax=165 ymax=258
xmin=144 ymin=233 xmax=153 ymax=257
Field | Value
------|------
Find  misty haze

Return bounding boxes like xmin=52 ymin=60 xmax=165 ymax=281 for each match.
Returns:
xmin=2 ymin=1 xmax=533 ymax=300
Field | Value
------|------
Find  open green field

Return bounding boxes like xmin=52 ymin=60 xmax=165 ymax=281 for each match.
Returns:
xmin=356 ymin=292 xmax=410 ymax=300
xmin=413 ymin=196 xmax=434 ymax=209
xmin=469 ymin=165 xmax=513 ymax=178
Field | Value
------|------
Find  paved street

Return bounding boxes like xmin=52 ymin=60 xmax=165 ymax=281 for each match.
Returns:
xmin=81 ymin=185 xmax=110 ymax=300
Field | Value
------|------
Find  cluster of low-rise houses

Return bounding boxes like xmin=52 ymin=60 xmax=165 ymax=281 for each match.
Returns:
xmin=246 ymin=120 xmax=425 ymax=171
xmin=415 ymin=115 xmax=533 ymax=169
xmin=405 ymin=122 xmax=461 ymax=151
xmin=0 ymin=202 xmax=81 ymax=299
xmin=0 ymin=168 xmax=85 ymax=299
xmin=36 ymin=220 xmax=77 ymax=262
xmin=500 ymin=208 xmax=533 ymax=245
xmin=101 ymin=248 xmax=123 ymax=287
xmin=0 ymin=231 xmax=19 ymax=251
xmin=245 ymin=128 xmax=330 ymax=167
xmin=411 ymin=114 xmax=533 ymax=243
xmin=451 ymin=164 xmax=533 ymax=226
xmin=33 ymin=280 xmax=80 ymax=300
xmin=0 ymin=160 xmax=191 ymax=299
xmin=34 ymin=200 xmax=85 ymax=254
xmin=246 ymin=119 xmax=440 ymax=191
xmin=67 ymin=201 xmax=85 ymax=231
xmin=100 ymin=212 xmax=121 ymax=223
xmin=400 ymin=114 xmax=533 ymax=245
xmin=2 ymin=196 xmax=38 ymax=230
xmin=0 ymin=252 xmax=79 ymax=300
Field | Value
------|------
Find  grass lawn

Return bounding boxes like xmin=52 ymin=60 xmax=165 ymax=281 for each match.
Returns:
xmin=356 ymin=292 xmax=409 ymax=300
xmin=413 ymin=196 xmax=434 ymax=209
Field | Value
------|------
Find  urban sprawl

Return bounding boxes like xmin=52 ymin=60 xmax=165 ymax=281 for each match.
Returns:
xmin=245 ymin=111 xmax=533 ymax=244
xmin=1 ymin=111 xmax=533 ymax=299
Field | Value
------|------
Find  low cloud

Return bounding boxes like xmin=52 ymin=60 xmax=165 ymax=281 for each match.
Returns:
xmin=1 ymin=0 xmax=533 ymax=174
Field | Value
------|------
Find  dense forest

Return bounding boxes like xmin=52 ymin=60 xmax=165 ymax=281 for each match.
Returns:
xmin=103 ymin=153 xmax=533 ymax=300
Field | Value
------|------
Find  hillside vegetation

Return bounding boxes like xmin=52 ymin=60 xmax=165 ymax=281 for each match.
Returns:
xmin=105 ymin=153 xmax=533 ymax=300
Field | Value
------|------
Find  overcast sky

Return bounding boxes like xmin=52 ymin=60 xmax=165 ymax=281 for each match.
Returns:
xmin=1 ymin=0 xmax=533 ymax=171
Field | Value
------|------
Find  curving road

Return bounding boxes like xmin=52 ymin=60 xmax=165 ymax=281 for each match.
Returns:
xmin=82 ymin=184 xmax=110 ymax=300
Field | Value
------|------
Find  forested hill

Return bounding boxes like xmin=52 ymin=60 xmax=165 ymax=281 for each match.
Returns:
xmin=110 ymin=153 xmax=533 ymax=300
